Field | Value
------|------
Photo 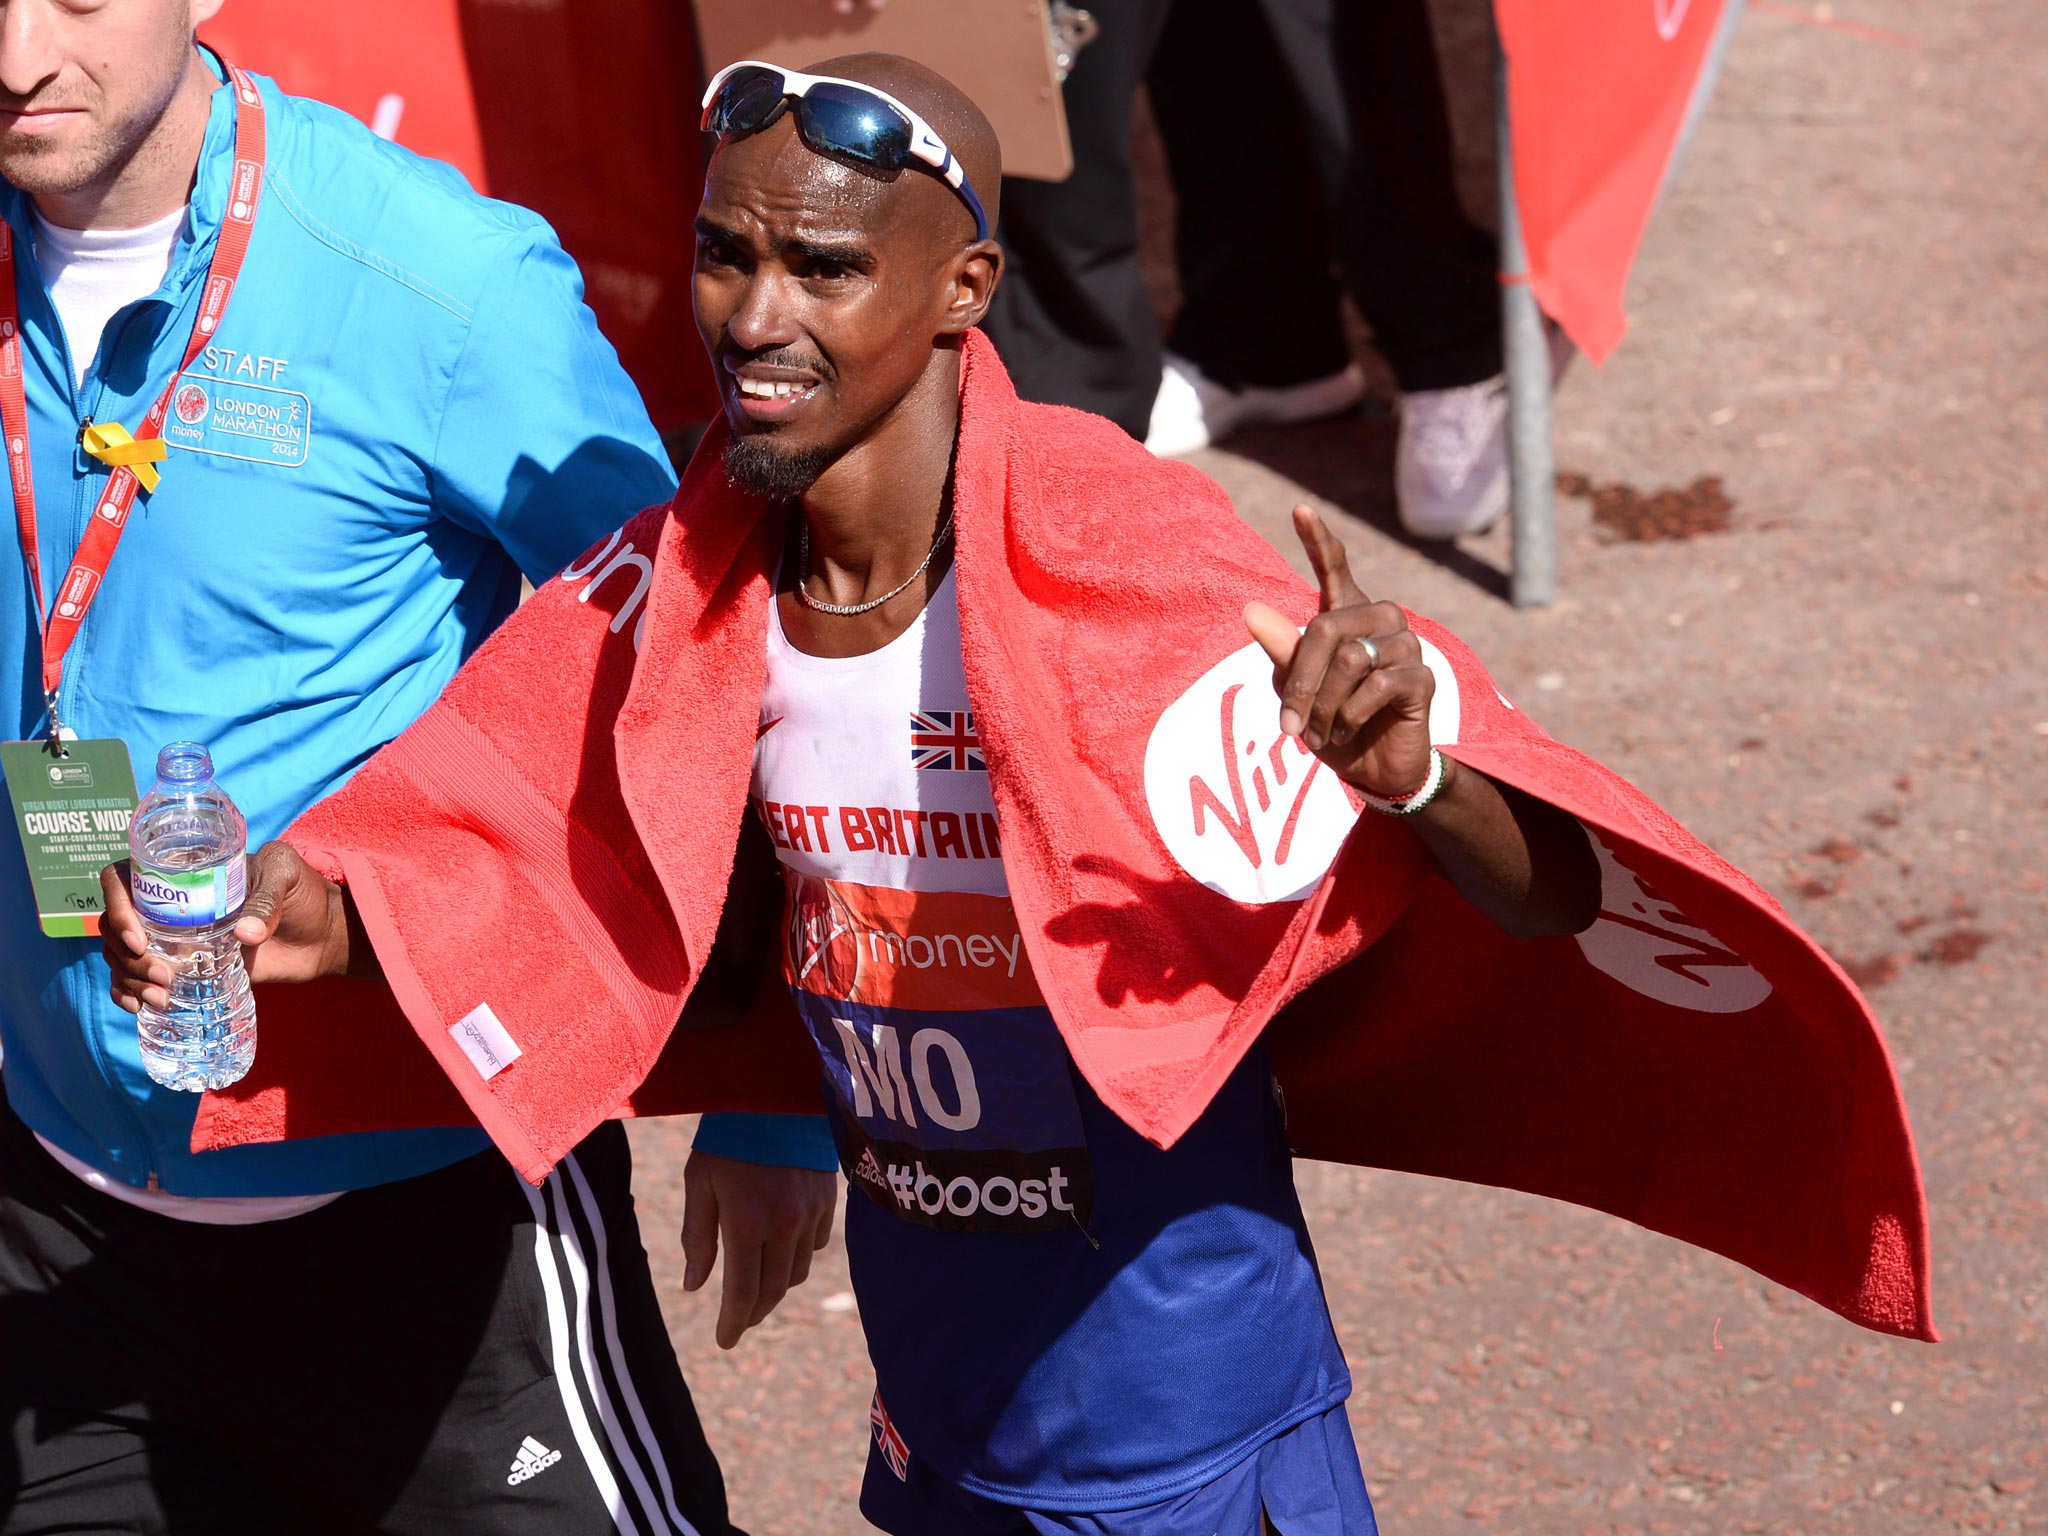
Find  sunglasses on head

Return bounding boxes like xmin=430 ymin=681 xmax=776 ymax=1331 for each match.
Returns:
xmin=700 ymin=61 xmax=992 ymax=243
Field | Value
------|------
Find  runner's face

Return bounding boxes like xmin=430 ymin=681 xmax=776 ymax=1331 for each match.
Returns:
xmin=693 ymin=119 xmax=958 ymax=480
xmin=0 ymin=0 xmax=218 ymax=204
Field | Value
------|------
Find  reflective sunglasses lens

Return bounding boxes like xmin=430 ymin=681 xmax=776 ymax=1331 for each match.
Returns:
xmin=707 ymin=66 xmax=789 ymax=134
xmin=798 ymin=84 xmax=914 ymax=169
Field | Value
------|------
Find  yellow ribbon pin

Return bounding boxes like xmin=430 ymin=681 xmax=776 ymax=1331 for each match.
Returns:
xmin=80 ymin=421 xmax=168 ymax=494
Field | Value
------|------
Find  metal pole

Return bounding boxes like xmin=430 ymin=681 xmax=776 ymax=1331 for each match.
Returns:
xmin=1666 ymin=0 xmax=1748 ymax=204
xmin=1495 ymin=34 xmax=1556 ymax=608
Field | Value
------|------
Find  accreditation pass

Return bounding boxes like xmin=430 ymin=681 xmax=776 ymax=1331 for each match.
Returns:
xmin=1 ymin=738 xmax=140 ymax=937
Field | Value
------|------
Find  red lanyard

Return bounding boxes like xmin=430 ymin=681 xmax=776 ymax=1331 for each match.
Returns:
xmin=1 ymin=62 xmax=266 ymax=739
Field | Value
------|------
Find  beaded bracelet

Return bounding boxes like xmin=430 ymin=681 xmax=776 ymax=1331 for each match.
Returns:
xmin=1359 ymin=747 xmax=1449 ymax=817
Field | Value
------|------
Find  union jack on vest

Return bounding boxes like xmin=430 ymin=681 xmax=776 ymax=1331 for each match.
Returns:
xmin=910 ymin=709 xmax=984 ymax=771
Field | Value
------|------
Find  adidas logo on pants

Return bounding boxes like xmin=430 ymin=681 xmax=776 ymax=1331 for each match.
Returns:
xmin=509 ymin=1435 xmax=564 ymax=1485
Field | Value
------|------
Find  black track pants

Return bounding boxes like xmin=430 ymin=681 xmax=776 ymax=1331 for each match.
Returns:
xmin=0 ymin=1102 xmax=733 ymax=1536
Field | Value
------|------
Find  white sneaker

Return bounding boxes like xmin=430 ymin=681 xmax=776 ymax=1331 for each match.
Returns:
xmin=1398 ymin=326 xmax=1575 ymax=540
xmin=1395 ymin=374 xmax=1510 ymax=540
xmin=1145 ymin=352 xmax=1367 ymax=458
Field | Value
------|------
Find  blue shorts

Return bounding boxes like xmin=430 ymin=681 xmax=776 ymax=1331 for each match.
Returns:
xmin=859 ymin=1402 xmax=1379 ymax=1535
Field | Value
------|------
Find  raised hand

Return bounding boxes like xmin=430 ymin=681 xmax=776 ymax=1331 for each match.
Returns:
xmin=1243 ymin=504 xmax=1435 ymax=799
xmin=101 ymin=839 xmax=356 ymax=1013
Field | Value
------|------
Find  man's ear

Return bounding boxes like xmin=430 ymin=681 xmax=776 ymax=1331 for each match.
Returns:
xmin=193 ymin=0 xmax=229 ymax=29
xmin=938 ymin=242 xmax=1005 ymax=336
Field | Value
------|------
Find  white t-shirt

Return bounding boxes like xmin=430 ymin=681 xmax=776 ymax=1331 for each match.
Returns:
xmin=27 ymin=201 xmax=341 ymax=1223
xmin=36 ymin=1136 xmax=340 ymax=1225
xmin=31 ymin=204 xmax=185 ymax=390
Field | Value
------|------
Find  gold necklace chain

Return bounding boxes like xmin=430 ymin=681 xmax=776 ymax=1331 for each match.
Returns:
xmin=795 ymin=510 xmax=956 ymax=616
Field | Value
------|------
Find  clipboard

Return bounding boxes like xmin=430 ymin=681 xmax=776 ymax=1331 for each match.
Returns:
xmin=693 ymin=0 xmax=1074 ymax=181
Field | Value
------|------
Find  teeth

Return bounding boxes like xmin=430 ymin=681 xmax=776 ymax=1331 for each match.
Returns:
xmin=738 ymin=378 xmax=809 ymax=399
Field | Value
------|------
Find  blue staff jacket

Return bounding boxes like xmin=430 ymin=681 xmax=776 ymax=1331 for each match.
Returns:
xmin=0 ymin=63 xmax=832 ymax=1196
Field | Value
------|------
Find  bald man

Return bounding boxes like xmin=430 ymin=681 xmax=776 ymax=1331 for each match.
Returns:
xmin=110 ymin=53 xmax=1597 ymax=1535
xmin=696 ymin=61 xmax=1378 ymax=1532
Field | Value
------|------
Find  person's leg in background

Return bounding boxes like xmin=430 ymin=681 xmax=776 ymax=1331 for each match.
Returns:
xmin=1275 ymin=0 xmax=1501 ymax=390
xmin=1261 ymin=0 xmax=1527 ymax=537
xmin=980 ymin=0 xmax=1174 ymax=438
xmin=1142 ymin=0 xmax=1367 ymax=455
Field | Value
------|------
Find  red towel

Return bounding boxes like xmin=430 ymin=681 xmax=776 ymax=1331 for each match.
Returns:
xmin=193 ymin=332 xmax=1934 ymax=1342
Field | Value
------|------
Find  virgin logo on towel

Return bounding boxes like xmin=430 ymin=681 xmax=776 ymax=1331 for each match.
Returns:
xmin=1143 ymin=638 xmax=1460 ymax=904
xmin=1575 ymin=837 xmax=1773 ymax=1013
xmin=1143 ymin=643 xmax=1360 ymax=903
xmin=558 ymin=527 xmax=654 ymax=651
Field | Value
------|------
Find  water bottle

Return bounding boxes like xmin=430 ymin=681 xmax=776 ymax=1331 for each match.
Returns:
xmin=127 ymin=742 xmax=256 ymax=1091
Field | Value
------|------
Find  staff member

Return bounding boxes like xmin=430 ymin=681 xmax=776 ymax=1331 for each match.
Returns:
xmin=0 ymin=3 xmax=831 ymax=1533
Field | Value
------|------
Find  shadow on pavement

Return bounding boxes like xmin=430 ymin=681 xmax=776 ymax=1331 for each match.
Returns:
xmin=1218 ymin=407 xmax=1514 ymax=603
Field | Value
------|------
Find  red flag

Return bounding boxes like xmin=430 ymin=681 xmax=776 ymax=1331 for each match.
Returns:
xmin=1495 ymin=0 xmax=1731 ymax=360
xmin=200 ymin=4 xmax=719 ymax=430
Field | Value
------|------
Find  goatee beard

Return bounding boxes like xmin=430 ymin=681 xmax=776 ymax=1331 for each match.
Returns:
xmin=722 ymin=437 xmax=833 ymax=500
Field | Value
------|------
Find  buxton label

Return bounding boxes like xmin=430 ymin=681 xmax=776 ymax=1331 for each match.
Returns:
xmin=132 ymin=859 xmax=246 ymax=928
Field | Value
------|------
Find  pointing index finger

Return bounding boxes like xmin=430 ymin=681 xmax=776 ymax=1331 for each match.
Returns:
xmin=1291 ymin=504 xmax=1369 ymax=610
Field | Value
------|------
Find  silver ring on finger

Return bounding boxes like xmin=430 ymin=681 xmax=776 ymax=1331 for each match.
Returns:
xmin=1350 ymin=635 xmax=1382 ymax=672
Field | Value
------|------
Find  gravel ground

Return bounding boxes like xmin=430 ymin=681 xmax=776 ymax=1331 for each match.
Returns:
xmin=629 ymin=1 xmax=2046 ymax=1529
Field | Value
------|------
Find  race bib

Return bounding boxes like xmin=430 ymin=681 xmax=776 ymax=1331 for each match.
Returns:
xmin=782 ymin=873 xmax=1096 ymax=1234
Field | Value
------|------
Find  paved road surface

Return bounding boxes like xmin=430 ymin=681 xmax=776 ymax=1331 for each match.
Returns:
xmin=629 ymin=1 xmax=2045 ymax=1529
